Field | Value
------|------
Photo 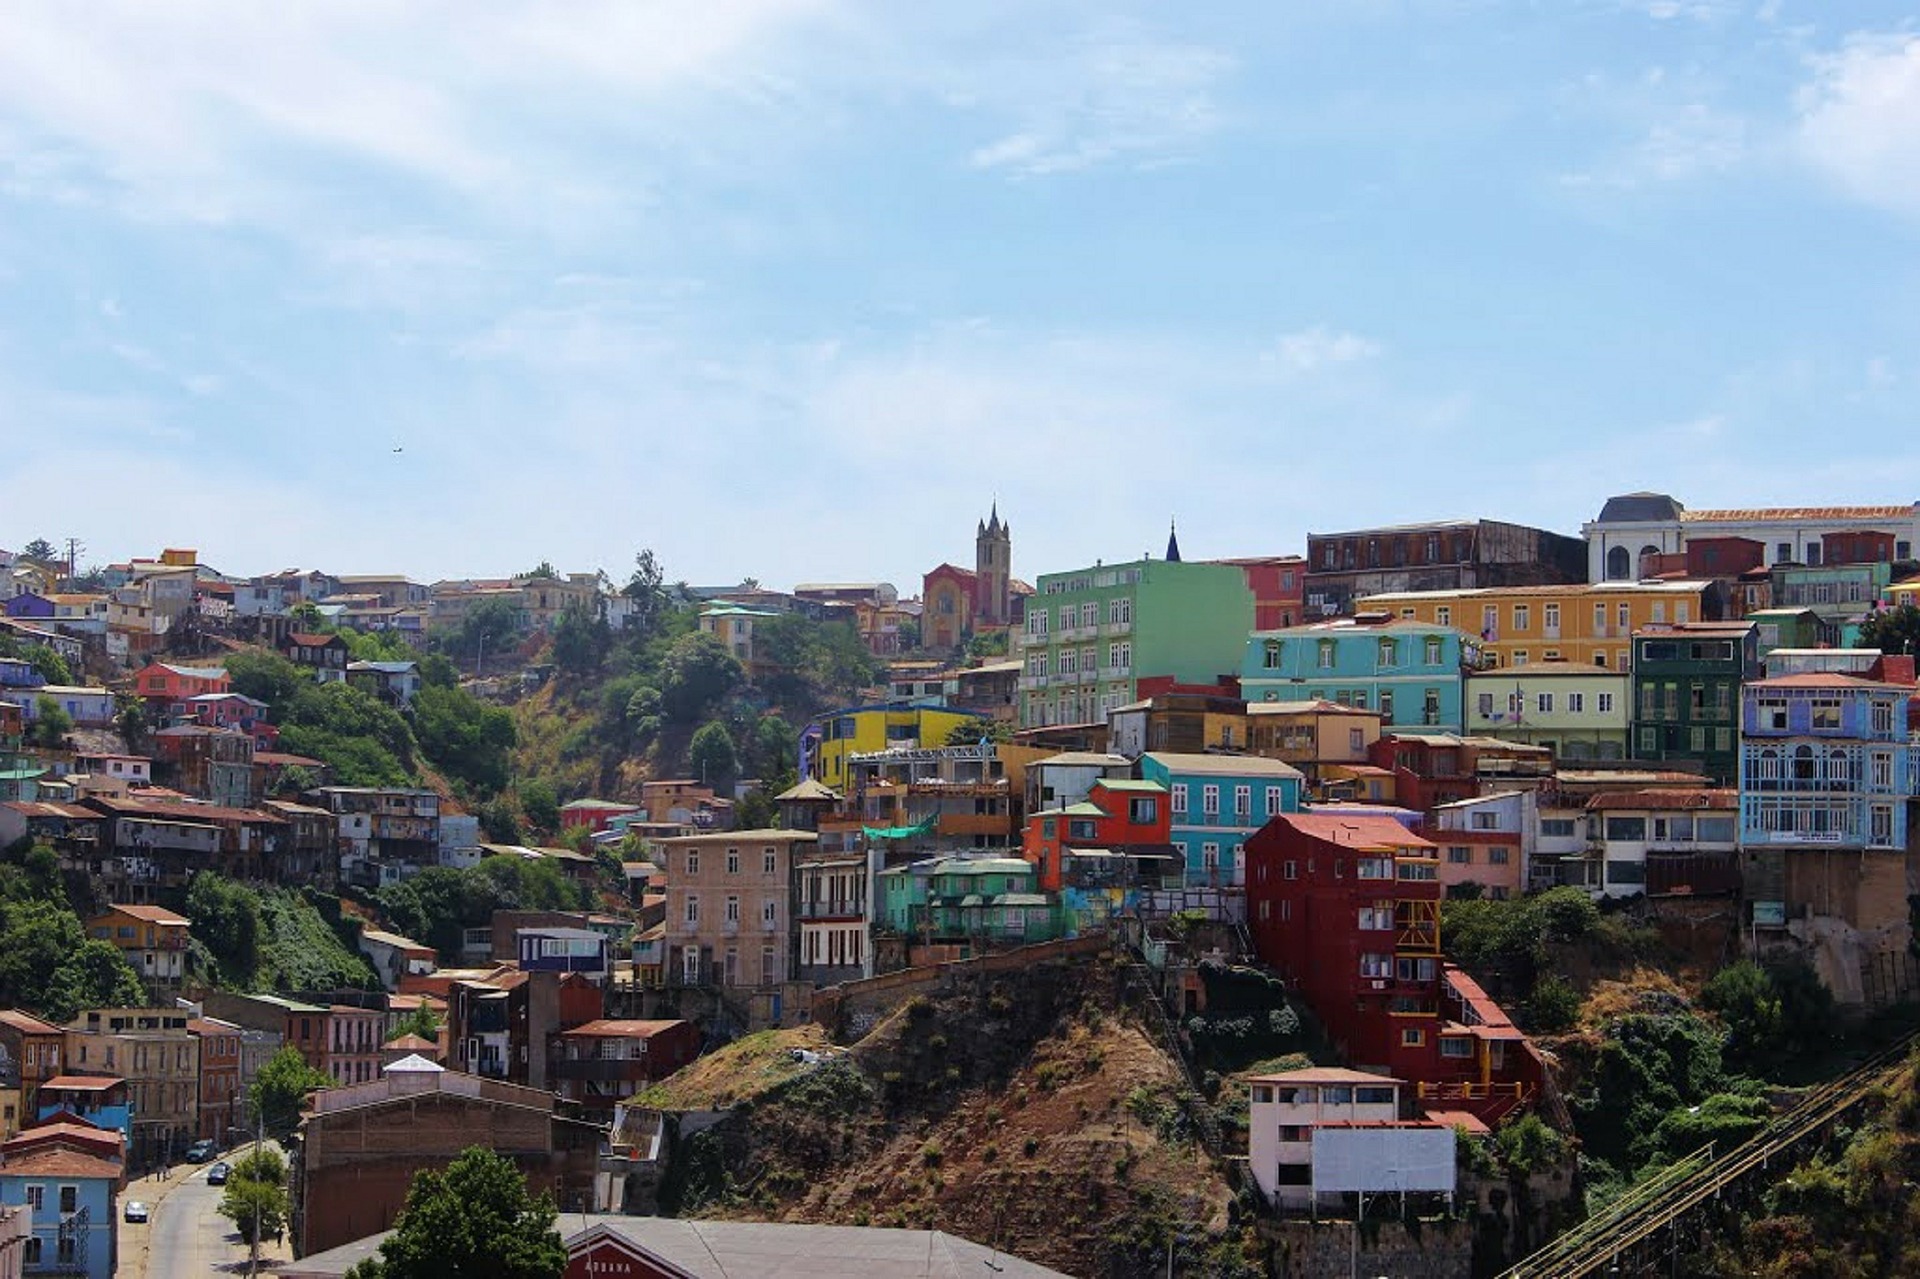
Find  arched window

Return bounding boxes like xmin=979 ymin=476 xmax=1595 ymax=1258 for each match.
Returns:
xmin=1792 ymin=745 xmax=1816 ymax=783
xmin=1607 ymin=546 xmax=1631 ymax=580
xmin=1757 ymin=749 xmax=1780 ymax=787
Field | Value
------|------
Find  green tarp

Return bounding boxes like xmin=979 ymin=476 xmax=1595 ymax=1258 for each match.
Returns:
xmin=862 ymin=814 xmax=938 ymax=841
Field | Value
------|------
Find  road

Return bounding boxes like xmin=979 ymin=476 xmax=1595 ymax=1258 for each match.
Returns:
xmin=127 ymin=1150 xmax=292 ymax=1279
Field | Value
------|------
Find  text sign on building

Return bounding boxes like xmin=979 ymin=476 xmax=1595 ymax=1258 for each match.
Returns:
xmin=1310 ymin=1126 xmax=1456 ymax=1194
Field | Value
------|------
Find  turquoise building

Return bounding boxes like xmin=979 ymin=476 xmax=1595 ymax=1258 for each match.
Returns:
xmin=878 ymin=856 xmax=1058 ymax=945
xmin=1239 ymin=619 xmax=1480 ymax=734
xmin=1136 ymin=753 xmax=1303 ymax=886
xmin=1017 ymin=557 xmax=1254 ymax=729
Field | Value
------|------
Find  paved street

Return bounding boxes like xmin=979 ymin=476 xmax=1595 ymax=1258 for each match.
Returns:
xmin=123 ymin=1150 xmax=292 ymax=1279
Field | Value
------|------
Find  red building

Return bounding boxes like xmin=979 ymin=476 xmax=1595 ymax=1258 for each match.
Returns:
xmin=133 ymin=661 xmax=231 ymax=705
xmin=1215 ymin=556 xmax=1308 ymax=631
xmin=557 ymin=798 xmax=642 ymax=835
xmin=1246 ymin=812 xmax=1541 ymax=1124
xmin=1021 ymin=777 xmax=1171 ymax=892
xmin=187 ymin=1017 xmax=243 ymax=1143
xmin=1367 ymin=735 xmax=1475 ymax=814
xmin=1246 ymin=814 xmax=1443 ymax=1082
xmin=550 ymin=1020 xmax=700 ymax=1116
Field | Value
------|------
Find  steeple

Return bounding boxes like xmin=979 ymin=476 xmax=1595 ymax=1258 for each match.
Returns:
xmin=1166 ymin=519 xmax=1182 ymax=564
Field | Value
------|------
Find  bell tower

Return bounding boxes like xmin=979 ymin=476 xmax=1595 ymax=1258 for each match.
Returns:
xmin=975 ymin=504 xmax=1012 ymax=626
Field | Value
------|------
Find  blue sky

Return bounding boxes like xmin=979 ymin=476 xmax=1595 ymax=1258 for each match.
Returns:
xmin=1 ymin=1 xmax=1917 ymax=591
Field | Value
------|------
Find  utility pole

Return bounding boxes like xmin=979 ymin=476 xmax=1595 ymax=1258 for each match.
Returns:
xmin=63 ymin=537 xmax=83 ymax=582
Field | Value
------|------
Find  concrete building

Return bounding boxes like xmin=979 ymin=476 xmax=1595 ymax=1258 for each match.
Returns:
xmin=658 ymin=830 xmax=816 ymax=993
xmin=289 ymin=1056 xmax=605 ymax=1257
xmin=1137 ymin=752 xmax=1303 ymax=886
xmin=1246 ymin=1067 xmax=1456 ymax=1214
xmin=1304 ymin=518 xmax=1587 ymax=618
xmin=62 ymin=1008 xmax=197 ymax=1168
xmin=1242 ymin=618 xmax=1483 ymax=734
xmin=549 ymin=1020 xmax=699 ymax=1118
xmin=1464 ymin=662 xmax=1631 ymax=762
xmin=1583 ymin=493 xmax=1920 ymax=583
xmin=1244 ymin=699 xmax=1384 ymax=789
xmin=186 ymin=1017 xmax=244 ymax=1145
xmin=85 ymin=904 xmax=191 ymax=991
xmin=1016 ymin=556 xmax=1254 ymax=729
xmin=1630 ymin=621 xmax=1760 ymax=785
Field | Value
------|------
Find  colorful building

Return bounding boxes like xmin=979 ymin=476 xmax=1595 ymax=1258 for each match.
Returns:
xmin=877 ymin=856 xmax=1057 ymax=947
xmin=921 ymin=506 xmax=1017 ymax=652
xmin=1241 ymin=619 xmax=1480 ymax=734
xmin=1629 ymin=621 xmax=1759 ymax=785
xmin=1137 ymin=753 xmax=1303 ymax=886
xmin=1428 ymin=792 xmax=1527 ymax=900
xmin=1583 ymin=493 xmax=1920 ymax=583
xmin=1356 ymin=580 xmax=1724 ymax=673
xmin=1212 ymin=555 xmax=1308 ymax=631
xmin=1016 ymin=557 xmax=1254 ymax=729
xmin=85 ymin=904 xmax=191 ymax=991
xmin=1106 ymin=692 xmax=1250 ymax=758
xmin=1304 ymin=518 xmax=1587 ymax=618
xmin=132 ymin=661 xmax=231 ymax=707
xmin=1465 ymin=661 xmax=1630 ymax=761
xmin=1022 ymin=776 xmax=1172 ymax=893
xmin=1244 ymin=699 xmax=1384 ymax=787
xmin=804 ymin=704 xmax=987 ymax=791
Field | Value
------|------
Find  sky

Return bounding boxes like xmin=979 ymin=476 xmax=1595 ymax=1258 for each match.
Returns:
xmin=1 ymin=1 xmax=1918 ymax=592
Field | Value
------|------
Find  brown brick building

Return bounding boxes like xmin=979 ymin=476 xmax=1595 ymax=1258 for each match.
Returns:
xmin=290 ymin=1057 xmax=604 ymax=1256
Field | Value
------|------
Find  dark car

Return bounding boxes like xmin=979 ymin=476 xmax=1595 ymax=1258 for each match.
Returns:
xmin=185 ymin=1139 xmax=217 ymax=1164
xmin=207 ymin=1162 xmax=231 ymax=1186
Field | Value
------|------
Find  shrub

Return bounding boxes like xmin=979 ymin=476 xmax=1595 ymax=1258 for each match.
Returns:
xmin=920 ymin=1140 xmax=943 ymax=1167
xmin=1495 ymin=1114 xmax=1569 ymax=1176
xmin=1528 ymin=974 xmax=1582 ymax=1033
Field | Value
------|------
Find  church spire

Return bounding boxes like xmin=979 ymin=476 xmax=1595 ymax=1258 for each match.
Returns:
xmin=1165 ymin=519 xmax=1182 ymax=563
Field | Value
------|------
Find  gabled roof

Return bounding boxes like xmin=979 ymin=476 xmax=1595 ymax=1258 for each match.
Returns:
xmin=1246 ymin=1067 xmax=1404 ymax=1086
xmin=1141 ymin=752 xmax=1304 ymax=779
xmin=97 ymin=904 xmax=190 ymax=927
xmin=1266 ymin=812 xmax=1436 ymax=851
xmin=1583 ymin=789 xmax=1738 ymax=812
xmin=0 ymin=1148 xmax=122 ymax=1179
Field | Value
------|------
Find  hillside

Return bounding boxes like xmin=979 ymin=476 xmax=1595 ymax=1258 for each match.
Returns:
xmin=652 ymin=953 xmax=1258 ymax=1278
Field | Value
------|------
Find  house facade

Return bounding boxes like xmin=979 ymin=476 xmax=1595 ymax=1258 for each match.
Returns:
xmin=1356 ymin=580 xmax=1723 ymax=672
xmin=1464 ymin=662 xmax=1630 ymax=761
xmin=1244 ymin=699 xmax=1384 ymax=787
xmin=1138 ymin=753 xmax=1303 ymax=886
xmin=1629 ymin=622 xmax=1759 ymax=784
xmin=1241 ymin=619 xmax=1479 ymax=734
xmin=85 ymin=904 xmax=191 ymax=991
xmin=1022 ymin=776 xmax=1172 ymax=893
xmin=658 ymin=829 xmax=816 ymax=992
xmin=1016 ymin=557 xmax=1254 ymax=729
xmin=1304 ymin=518 xmax=1588 ymax=619
xmin=1583 ymin=493 xmax=1920 ymax=583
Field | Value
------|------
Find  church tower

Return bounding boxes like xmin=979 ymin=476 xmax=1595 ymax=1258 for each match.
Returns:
xmin=975 ymin=504 xmax=1012 ymax=626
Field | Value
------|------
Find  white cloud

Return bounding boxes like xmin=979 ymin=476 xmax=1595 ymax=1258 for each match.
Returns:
xmin=1560 ymin=102 xmax=1747 ymax=189
xmin=1265 ymin=326 xmax=1382 ymax=375
xmin=965 ymin=23 xmax=1233 ymax=175
xmin=1796 ymin=33 xmax=1920 ymax=218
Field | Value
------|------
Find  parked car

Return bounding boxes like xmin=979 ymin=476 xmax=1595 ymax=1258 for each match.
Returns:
xmin=123 ymin=1201 xmax=150 ymax=1224
xmin=207 ymin=1162 xmax=231 ymax=1186
xmin=185 ymin=1139 xmax=217 ymax=1164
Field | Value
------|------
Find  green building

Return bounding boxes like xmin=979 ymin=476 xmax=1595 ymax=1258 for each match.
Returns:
xmin=877 ymin=856 xmax=1057 ymax=945
xmin=1017 ymin=557 xmax=1254 ymax=729
xmin=1745 ymin=607 xmax=1832 ymax=659
xmin=1629 ymin=620 xmax=1759 ymax=785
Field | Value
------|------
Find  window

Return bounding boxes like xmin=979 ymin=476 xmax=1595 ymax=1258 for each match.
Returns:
xmin=686 ymin=850 xmax=700 ymax=875
xmin=1234 ymin=785 xmax=1252 ymax=819
xmin=1618 ymin=603 xmax=1631 ymax=630
xmin=1441 ymin=1037 xmax=1474 ymax=1059
xmin=725 ymin=849 xmax=739 ymax=875
xmin=1348 ymin=727 xmax=1365 ymax=753
xmin=1360 ymin=952 xmax=1392 ymax=978
xmin=1058 ymin=648 xmax=1076 ymax=675
xmin=1812 ymin=700 xmax=1842 ymax=731
xmin=1265 ymin=785 xmax=1284 ymax=818
xmin=1567 ymin=692 xmax=1585 ymax=713
xmin=1317 ymin=640 xmax=1335 ymax=669
xmin=1872 ymin=806 xmax=1894 ymax=846
xmin=1129 ymin=797 xmax=1157 ymax=824
xmin=1201 ymin=843 xmax=1219 ymax=872
xmin=1283 ymin=860 xmax=1298 ymax=880
xmin=1477 ymin=692 xmax=1495 ymax=718
xmin=1488 ymin=847 xmax=1510 ymax=864
xmin=1544 ymin=602 xmax=1560 ymax=633
xmin=1605 ymin=816 xmax=1647 ymax=841
xmin=1437 ymin=605 xmax=1452 ymax=626
xmin=1202 ymin=785 xmax=1220 ymax=816
xmin=725 ymin=896 xmax=740 ymax=923
xmin=1448 ymin=846 xmax=1473 ymax=864
xmin=1358 ymin=903 xmax=1394 ymax=929
xmin=764 ymin=849 xmax=778 ymax=874
xmin=1080 ymin=601 xmax=1098 ymax=628
xmin=1873 ymin=701 xmax=1894 ymax=736
xmin=1513 ymin=605 xmax=1530 ymax=632
xmin=1379 ymin=638 xmax=1398 ymax=667
xmin=24 ymin=1185 xmax=42 ymax=1212
xmin=1537 ymin=692 xmax=1554 ymax=714
xmin=1109 ymin=597 xmax=1132 ymax=625
xmin=684 ymin=895 xmax=700 ymax=925
xmin=58 ymin=1185 xmax=76 ymax=1214
xmin=1401 ymin=1028 xmax=1425 ymax=1047
xmin=1170 ymin=783 xmax=1188 ymax=816
xmin=763 ymin=900 xmax=778 ymax=925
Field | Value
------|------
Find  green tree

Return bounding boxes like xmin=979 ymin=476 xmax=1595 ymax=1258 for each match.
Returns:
xmin=420 ymin=653 xmax=459 ymax=689
xmin=22 ymin=644 xmax=70 ymax=686
xmin=521 ymin=561 xmax=560 ymax=581
xmin=42 ymin=940 xmax=147 ymax=1023
xmin=941 ymin=717 xmax=1006 ymax=747
xmin=218 ymin=1146 xmax=289 ymax=1245
xmin=278 ymin=682 xmax=418 ymax=787
xmin=453 ymin=597 xmax=524 ymax=667
xmin=0 ymin=898 xmax=85 ymax=1011
xmin=689 ymin=720 xmax=739 ymax=789
xmin=621 ymin=549 xmax=669 ymax=639
xmin=388 ymin=1004 xmax=441 ymax=1043
xmin=187 ymin=873 xmax=262 ymax=982
xmin=28 ymin=697 xmax=71 ymax=749
xmin=346 ymin=1145 xmax=565 ymax=1279
xmin=250 ymin=1046 xmax=332 ymax=1140
xmin=517 ymin=779 xmax=560 ymax=833
xmin=658 ymin=632 xmax=744 ymax=723
xmin=113 ymin=693 xmax=150 ymax=752
xmin=1701 ymin=961 xmax=1784 ymax=1066
xmin=20 ymin=538 xmax=56 ymax=562
xmin=288 ymin=600 xmax=328 ymax=631
xmin=549 ymin=602 xmax=609 ymax=676
xmin=413 ymin=684 xmax=516 ymax=794
xmin=225 ymin=650 xmax=308 ymax=709
xmin=1859 ymin=603 xmax=1920 ymax=657
xmin=748 ymin=714 xmax=799 ymax=781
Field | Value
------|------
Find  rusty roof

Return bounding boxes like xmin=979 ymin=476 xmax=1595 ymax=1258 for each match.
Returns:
xmin=0 ymin=1148 xmax=122 ymax=1179
xmin=1583 ymin=788 xmax=1738 ymax=811
xmin=559 ymin=1019 xmax=691 ymax=1039
xmin=96 ymin=904 xmax=190 ymax=927
xmin=1682 ymin=504 xmax=1914 ymax=522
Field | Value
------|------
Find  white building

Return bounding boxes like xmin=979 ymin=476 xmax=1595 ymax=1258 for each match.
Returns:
xmin=1583 ymin=493 xmax=1920 ymax=583
xmin=1247 ymin=1067 xmax=1456 ymax=1213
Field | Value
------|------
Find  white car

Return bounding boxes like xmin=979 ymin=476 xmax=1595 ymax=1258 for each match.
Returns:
xmin=123 ymin=1201 xmax=150 ymax=1224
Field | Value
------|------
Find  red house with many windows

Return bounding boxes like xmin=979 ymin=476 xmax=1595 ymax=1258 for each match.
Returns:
xmin=1246 ymin=811 xmax=1541 ymax=1123
xmin=134 ymin=661 xmax=231 ymax=707
xmin=1021 ymin=778 xmax=1171 ymax=892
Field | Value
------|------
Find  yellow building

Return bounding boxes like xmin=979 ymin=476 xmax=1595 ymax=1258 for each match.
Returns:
xmin=807 ymin=705 xmax=989 ymax=790
xmin=1356 ymin=580 xmax=1722 ymax=672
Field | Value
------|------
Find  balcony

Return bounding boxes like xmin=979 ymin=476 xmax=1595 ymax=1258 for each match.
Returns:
xmin=797 ymin=901 xmax=866 ymax=919
xmin=1059 ymin=625 xmax=1098 ymax=642
xmin=1017 ymin=675 xmax=1048 ymax=691
xmin=1099 ymin=622 xmax=1131 ymax=638
xmin=1101 ymin=665 xmax=1132 ymax=681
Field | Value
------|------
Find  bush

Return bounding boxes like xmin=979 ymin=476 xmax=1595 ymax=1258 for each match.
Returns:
xmin=1495 ymin=1113 xmax=1569 ymax=1176
xmin=1528 ymin=974 xmax=1582 ymax=1033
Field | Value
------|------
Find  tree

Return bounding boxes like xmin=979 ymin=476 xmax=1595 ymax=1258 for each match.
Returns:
xmin=388 ymin=1004 xmax=441 ymax=1043
xmin=1859 ymin=603 xmax=1920 ymax=658
xmin=288 ymin=600 xmax=328 ymax=631
xmin=748 ymin=714 xmax=799 ymax=782
xmin=114 ymin=693 xmax=150 ymax=752
xmin=22 ymin=644 xmax=70 ymax=686
xmin=689 ymin=721 xmax=739 ymax=789
xmin=413 ymin=685 xmax=516 ymax=794
xmin=218 ymin=1146 xmax=289 ymax=1245
xmin=521 ymin=561 xmax=560 ymax=581
xmin=517 ymin=779 xmax=560 ymax=833
xmin=454 ymin=597 xmax=523 ymax=667
xmin=346 ymin=1145 xmax=566 ymax=1279
xmin=621 ymin=549 xmax=668 ymax=638
xmin=225 ymin=650 xmax=308 ymax=708
xmin=658 ymin=633 xmax=744 ymax=723
xmin=20 ymin=538 xmax=56 ymax=562
xmin=942 ymin=717 xmax=1007 ymax=747
xmin=250 ymin=1046 xmax=332 ymax=1140
xmin=28 ymin=698 xmax=71 ymax=749
xmin=549 ymin=602 xmax=609 ymax=676
xmin=42 ymin=940 xmax=146 ymax=1023
xmin=187 ymin=873 xmax=262 ymax=982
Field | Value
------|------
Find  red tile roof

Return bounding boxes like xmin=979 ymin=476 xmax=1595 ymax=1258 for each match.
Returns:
xmin=98 ymin=904 xmax=190 ymax=927
xmin=1269 ymin=812 xmax=1436 ymax=851
xmin=559 ymin=1019 xmax=690 ymax=1040
xmin=40 ymin=1076 xmax=126 ymax=1091
xmin=0 ymin=1148 xmax=123 ymax=1179
xmin=0 ymin=1010 xmax=62 ymax=1035
xmin=1683 ymin=505 xmax=1914 ymax=522
xmin=1583 ymin=789 xmax=1739 ymax=812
